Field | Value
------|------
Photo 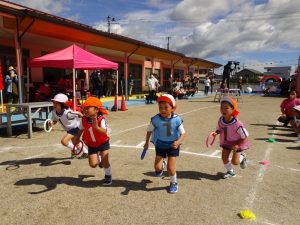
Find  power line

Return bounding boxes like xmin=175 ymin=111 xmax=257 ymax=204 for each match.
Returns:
xmin=116 ymin=11 xmax=300 ymax=24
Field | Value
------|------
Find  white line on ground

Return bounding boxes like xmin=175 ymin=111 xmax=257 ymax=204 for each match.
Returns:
xmin=110 ymin=105 xmax=218 ymax=136
xmin=209 ymin=150 xmax=220 ymax=156
xmin=136 ymin=141 xmax=145 ymax=148
xmin=110 ymin=143 xmax=221 ymax=159
xmin=111 ymin=140 xmax=122 ymax=145
xmin=183 ymin=147 xmax=190 ymax=152
xmin=0 ymin=144 xmax=62 ymax=152
xmin=273 ymin=165 xmax=300 ymax=172
xmin=243 ymin=121 xmax=278 ymax=210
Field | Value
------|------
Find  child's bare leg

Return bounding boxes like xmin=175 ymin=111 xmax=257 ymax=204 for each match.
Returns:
xmin=222 ymin=149 xmax=233 ymax=172
xmin=100 ymin=150 xmax=110 ymax=169
xmin=88 ymin=153 xmax=98 ymax=168
xmin=231 ymin=152 xmax=241 ymax=165
xmin=167 ymin=156 xmax=176 ymax=176
xmin=61 ymin=133 xmax=75 ymax=150
xmin=154 ymin=156 xmax=163 ymax=172
xmin=222 ymin=149 xmax=231 ymax=164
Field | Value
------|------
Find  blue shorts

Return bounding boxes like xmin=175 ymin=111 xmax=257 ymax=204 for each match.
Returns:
xmin=67 ymin=127 xmax=80 ymax=136
xmin=155 ymin=146 xmax=180 ymax=158
xmin=88 ymin=141 xmax=110 ymax=155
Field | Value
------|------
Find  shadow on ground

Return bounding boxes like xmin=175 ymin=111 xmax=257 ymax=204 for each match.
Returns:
xmin=143 ymin=170 xmax=223 ymax=181
xmin=14 ymin=175 xmax=163 ymax=195
xmin=268 ymin=132 xmax=297 ymax=137
xmin=286 ymin=146 xmax=300 ymax=150
xmin=0 ymin=157 xmax=71 ymax=170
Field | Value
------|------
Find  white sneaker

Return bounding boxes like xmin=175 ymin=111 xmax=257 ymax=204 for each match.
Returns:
xmin=162 ymin=160 xmax=167 ymax=170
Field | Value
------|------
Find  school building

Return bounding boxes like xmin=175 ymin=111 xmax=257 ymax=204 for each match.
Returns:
xmin=0 ymin=0 xmax=221 ymax=100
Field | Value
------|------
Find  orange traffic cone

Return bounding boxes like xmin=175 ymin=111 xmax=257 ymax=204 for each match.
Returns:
xmin=111 ymin=95 xmax=118 ymax=111
xmin=120 ymin=95 xmax=127 ymax=111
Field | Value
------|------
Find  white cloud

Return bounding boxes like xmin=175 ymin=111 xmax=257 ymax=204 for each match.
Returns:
xmin=9 ymin=0 xmax=71 ymax=14
xmin=92 ymin=0 xmax=300 ymax=63
xmin=170 ymin=0 xmax=300 ymax=59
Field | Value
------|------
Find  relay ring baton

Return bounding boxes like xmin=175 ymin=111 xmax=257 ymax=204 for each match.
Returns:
xmin=72 ymin=141 xmax=84 ymax=156
xmin=206 ymin=132 xmax=216 ymax=148
xmin=44 ymin=119 xmax=53 ymax=133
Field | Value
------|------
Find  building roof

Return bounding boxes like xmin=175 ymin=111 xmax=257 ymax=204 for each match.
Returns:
xmin=0 ymin=0 xmax=221 ymax=68
xmin=237 ymin=68 xmax=263 ymax=75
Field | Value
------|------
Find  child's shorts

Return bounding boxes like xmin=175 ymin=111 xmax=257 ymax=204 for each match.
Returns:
xmin=221 ymin=145 xmax=247 ymax=153
xmin=88 ymin=141 xmax=110 ymax=155
xmin=155 ymin=146 xmax=179 ymax=158
xmin=67 ymin=127 xmax=80 ymax=136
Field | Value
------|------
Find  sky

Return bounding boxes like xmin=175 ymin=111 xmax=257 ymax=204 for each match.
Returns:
xmin=8 ymin=0 xmax=300 ymax=73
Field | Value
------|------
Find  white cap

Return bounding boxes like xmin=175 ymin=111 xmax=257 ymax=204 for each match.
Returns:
xmin=157 ymin=94 xmax=176 ymax=108
xmin=51 ymin=93 xmax=68 ymax=103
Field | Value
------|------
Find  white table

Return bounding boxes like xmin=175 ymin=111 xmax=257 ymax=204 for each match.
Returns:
xmin=6 ymin=102 xmax=53 ymax=138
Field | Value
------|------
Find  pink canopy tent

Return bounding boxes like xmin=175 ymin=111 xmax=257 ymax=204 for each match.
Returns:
xmin=27 ymin=44 xmax=119 ymax=109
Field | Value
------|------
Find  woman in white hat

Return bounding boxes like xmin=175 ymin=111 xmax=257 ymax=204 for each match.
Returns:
xmin=4 ymin=66 xmax=18 ymax=103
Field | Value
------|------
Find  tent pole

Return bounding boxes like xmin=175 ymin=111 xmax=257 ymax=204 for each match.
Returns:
xmin=116 ymin=70 xmax=119 ymax=111
xmin=73 ymin=68 xmax=76 ymax=110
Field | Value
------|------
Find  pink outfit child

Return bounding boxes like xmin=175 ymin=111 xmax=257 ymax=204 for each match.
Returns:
xmin=217 ymin=117 xmax=249 ymax=151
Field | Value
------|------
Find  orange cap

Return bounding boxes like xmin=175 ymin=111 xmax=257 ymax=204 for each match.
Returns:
xmin=82 ymin=97 xmax=108 ymax=115
xmin=221 ymin=97 xmax=239 ymax=117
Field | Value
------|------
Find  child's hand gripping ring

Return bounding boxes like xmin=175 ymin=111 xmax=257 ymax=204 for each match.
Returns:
xmin=206 ymin=132 xmax=216 ymax=148
xmin=44 ymin=119 xmax=53 ymax=133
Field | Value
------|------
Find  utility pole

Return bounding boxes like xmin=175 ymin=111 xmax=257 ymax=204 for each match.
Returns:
xmin=107 ymin=16 xmax=115 ymax=33
xmin=167 ymin=36 xmax=171 ymax=50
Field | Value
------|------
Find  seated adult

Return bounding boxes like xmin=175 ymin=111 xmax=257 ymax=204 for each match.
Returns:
xmin=35 ymin=83 xmax=51 ymax=101
xmin=278 ymin=90 xmax=300 ymax=126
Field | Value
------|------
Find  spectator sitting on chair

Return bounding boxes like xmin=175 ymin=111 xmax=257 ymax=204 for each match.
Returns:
xmin=35 ymin=83 xmax=51 ymax=101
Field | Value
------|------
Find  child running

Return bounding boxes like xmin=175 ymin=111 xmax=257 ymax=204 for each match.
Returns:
xmin=51 ymin=93 xmax=88 ymax=159
xmin=144 ymin=94 xmax=185 ymax=193
xmin=78 ymin=97 xmax=112 ymax=185
xmin=212 ymin=97 xmax=249 ymax=178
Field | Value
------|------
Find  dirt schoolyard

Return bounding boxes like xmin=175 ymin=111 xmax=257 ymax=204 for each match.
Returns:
xmin=0 ymin=95 xmax=299 ymax=225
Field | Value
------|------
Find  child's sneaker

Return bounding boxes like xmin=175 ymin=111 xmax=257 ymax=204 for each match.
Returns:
xmin=223 ymin=171 xmax=236 ymax=179
xmin=162 ymin=160 xmax=167 ymax=170
xmin=294 ymin=137 xmax=300 ymax=143
xmin=155 ymin=170 xmax=163 ymax=177
xmin=98 ymin=154 xmax=102 ymax=168
xmin=240 ymin=153 xmax=247 ymax=169
xmin=169 ymin=182 xmax=178 ymax=193
xmin=103 ymin=175 xmax=112 ymax=186
xmin=78 ymin=153 xmax=88 ymax=159
xmin=70 ymin=152 xmax=76 ymax=159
